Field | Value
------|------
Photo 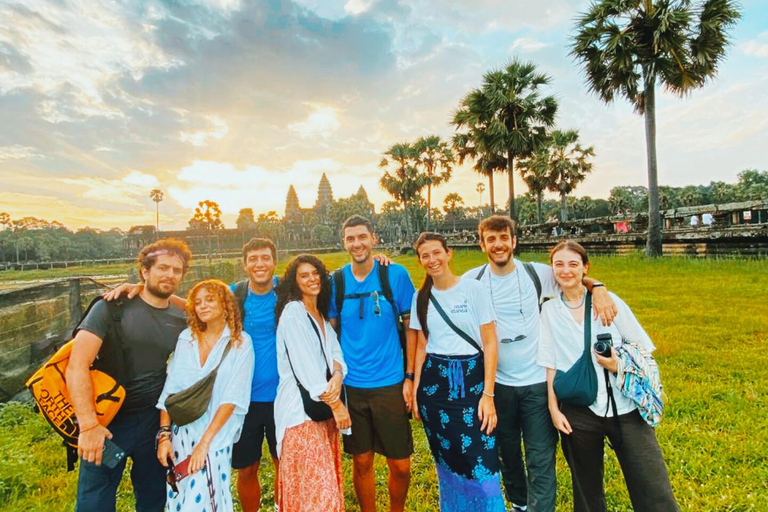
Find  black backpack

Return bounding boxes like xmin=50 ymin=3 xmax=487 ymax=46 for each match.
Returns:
xmin=474 ymin=262 xmax=548 ymax=311
xmin=332 ymin=264 xmax=407 ymax=368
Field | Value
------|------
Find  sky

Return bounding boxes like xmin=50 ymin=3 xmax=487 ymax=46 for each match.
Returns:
xmin=0 ymin=0 xmax=766 ymax=231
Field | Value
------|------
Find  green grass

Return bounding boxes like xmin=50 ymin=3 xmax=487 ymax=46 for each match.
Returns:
xmin=1 ymin=252 xmax=767 ymax=511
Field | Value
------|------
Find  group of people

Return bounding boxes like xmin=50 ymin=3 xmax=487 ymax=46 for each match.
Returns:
xmin=66 ymin=213 xmax=679 ymax=512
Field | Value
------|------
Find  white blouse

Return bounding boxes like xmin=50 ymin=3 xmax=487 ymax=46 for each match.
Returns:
xmin=157 ymin=326 xmax=255 ymax=452
xmin=274 ymin=301 xmax=347 ymax=457
xmin=537 ymin=292 xmax=655 ymax=417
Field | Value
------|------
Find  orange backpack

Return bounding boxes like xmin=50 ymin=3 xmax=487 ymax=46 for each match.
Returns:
xmin=26 ymin=298 xmax=126 ymax=470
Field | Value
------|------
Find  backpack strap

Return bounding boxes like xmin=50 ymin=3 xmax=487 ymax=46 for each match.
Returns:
xmin=103 ymin=300 xmax=127 ymax=386
xmin=474 ymin=264 xmax=488 ymax=281
xmin=522 ymin=262 xmax=543 ymax=312
xmin=428 ymin=294 xmax=482 ymax=353
xmin=233 ymin=280 xmax=249 ymax=323
xmin=332 ymin=269 xmax=345 ymax=332
xmin=378 ymin=263 xmax=407 ymax=370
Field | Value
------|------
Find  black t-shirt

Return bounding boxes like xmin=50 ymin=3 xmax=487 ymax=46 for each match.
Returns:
xmin=78 ymin=296 xmax=187 ymax=412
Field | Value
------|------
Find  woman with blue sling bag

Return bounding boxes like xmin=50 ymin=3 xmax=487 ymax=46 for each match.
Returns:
xmin=537 ymin=241 xmax=678 ymax=512
xmin=410 ymin=233 xmax=505 ymax=511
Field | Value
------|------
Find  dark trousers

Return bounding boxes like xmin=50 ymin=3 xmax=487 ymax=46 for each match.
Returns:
xmin=495 ymin=382 xmax=558 ymax=512
xmin=75 ymin=408 xmax=165 ymax=512
xmin=560 ymin=404 xmax=679 ymax=512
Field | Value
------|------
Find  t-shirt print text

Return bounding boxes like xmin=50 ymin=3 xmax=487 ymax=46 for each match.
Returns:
xmin=450 ymin=300 xmax=469 ymax=315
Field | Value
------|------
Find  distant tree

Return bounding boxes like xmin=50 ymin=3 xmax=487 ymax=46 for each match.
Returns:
xmin=679 ymin=185 xmax=705 ymax=207
xmin=188 ymin=200 xmax=224 ymax=231
xmin=571 ymin=0 xmax=740 ymax=255
xmin=518 ymin=149 xmax=552 ymax=224
xmin=737 ymin=169 xmax=768 ymax=200
xmin=609 ymin=186 xmax=649 ymax=215
xmin=150 ymin=189 xmax=164 ymax=237
xmin=453 ymin=59 xmax=558 ymax=219
xmin=257 ymin=211 xmax=280 ymax=223
xmin=413 ymin=135 xmax=454 ymax=228
xmin=443 ymin=193 xmax=465 ymax=230
xmin=380 ymin=142 xmax=427 ymax=239
xmin=236 ymin=208 xmax=256 ymax=231
xmin=0 ymin=212 xmax=9 ymax=230
xmin=543 ymin=130 xmax=595 ymax=221
xmin=476 ymin=183 xmax=485 ymax=208
xmin=328 ymin=187 xmax=375 ymax=225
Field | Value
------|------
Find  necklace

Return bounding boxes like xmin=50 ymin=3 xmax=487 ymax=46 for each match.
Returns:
xmin=560 ymin=290 xmax=586 ymax=310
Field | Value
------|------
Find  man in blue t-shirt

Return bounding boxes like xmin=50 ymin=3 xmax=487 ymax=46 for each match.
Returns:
xmin=329 ymin=215 xmax=417 ymax=512
xmin=230 ymin=238 xmax=280 ymax=512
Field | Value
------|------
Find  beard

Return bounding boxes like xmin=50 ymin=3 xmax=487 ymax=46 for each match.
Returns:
xmin=489 ymin=250 xmax=512 ymax=267
xmin=146 ymin=280 xmax=174 ymax=299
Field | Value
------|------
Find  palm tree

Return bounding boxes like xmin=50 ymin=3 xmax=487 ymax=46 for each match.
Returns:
xmin=544 ymin=130 xmax=595 ymax=221
xmin=149 ymin=189 xmax=164 ymax=239
xmin=476 ymin=182 xmax=485 ymax=207
xmin=413 ymin=135 xmax=455 ymax=229
xmin=453 ymin=59 xmax=557 ymax=220
xmin=380 ymin=143 xmax=427 ymax=240
xmin=571 ymin=0 xmax=740 ymax=256
xmin=452 ymin=131 xmax=503 ymax=214
xmin=518 ymin=149 xmax=552 ymax=224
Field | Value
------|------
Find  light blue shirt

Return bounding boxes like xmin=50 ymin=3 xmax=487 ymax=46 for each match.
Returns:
xmin=329 ymin=262 xmax=415 ymax=388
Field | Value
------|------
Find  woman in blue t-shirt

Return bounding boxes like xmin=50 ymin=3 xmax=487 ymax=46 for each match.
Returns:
xmin=410 ymin=232 xmax=505 ymax=511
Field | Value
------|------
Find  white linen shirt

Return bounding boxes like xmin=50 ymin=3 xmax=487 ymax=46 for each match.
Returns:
xmin=409 ymin=278 xmax=496 ymax=356
xmin=537 ymin=292 xmax=655 ymax=417
xmin=157 ymin=326 xmax=255 ymax=452
xmin=464 ymin=260 xmax=558 ymax=386
xmin=274 ymin=301 xmax=347 ymax=457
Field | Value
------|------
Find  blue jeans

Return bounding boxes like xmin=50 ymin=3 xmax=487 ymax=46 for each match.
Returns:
xmin=495 ymin=382 xmax=558 ymax=512
xmin=76 ymin=408 xmax=165 ymax=512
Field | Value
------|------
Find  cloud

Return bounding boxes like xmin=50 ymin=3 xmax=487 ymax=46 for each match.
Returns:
xmin=0 ymin=145 xmax=43 ymax=161
xmin=287 ymin=105 xmax=341 ymax=139
xmin=179 ymin=116 xmax=229 ymax=147
xmin=742 ymin=32 xmax=768 ymax=58
xmin=0 ymin=1 xmax=183 ymax=121
xmin=61 ymin=171 xmax=159 ymax=206
xmin=345 ymin=0 xmax=375 ymax=16
xmin=0 ymin=191 xmax=160 ymax=229
xmin=510 ymin=38 xmax=550 ymax=52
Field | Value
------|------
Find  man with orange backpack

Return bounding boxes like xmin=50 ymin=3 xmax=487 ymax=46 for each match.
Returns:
xmin=67 ymin=239 xmax=191 ymax=512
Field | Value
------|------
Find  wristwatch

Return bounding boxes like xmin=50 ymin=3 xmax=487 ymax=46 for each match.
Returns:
xmin=591 ymin=282 xmax=605 ymax=289
xmin=404 ymin=372 xmax=415 ymax=381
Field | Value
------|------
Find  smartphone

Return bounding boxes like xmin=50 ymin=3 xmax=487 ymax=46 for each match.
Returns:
xmin=101 ymin=439 xmax=126 ymax=469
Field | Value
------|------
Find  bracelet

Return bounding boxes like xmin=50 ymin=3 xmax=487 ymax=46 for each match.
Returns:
xmin=79 ymin=423 xmax=100 ymax=434
xmin=482 ymin=390 xmax=495 ymax=398
xmin=591 ymin=282 xmax=605 ymax=289
xmin=404 ymin=372 xmax=415 ymax=381
xmin=332 ymin=369 xmax=343 ymax=378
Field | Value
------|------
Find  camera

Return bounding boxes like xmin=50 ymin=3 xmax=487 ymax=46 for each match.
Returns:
xmin=594 ymin=333 xmax=613 ymax=357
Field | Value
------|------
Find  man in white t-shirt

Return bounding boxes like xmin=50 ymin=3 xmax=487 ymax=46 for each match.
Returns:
xmin=464 ymin=216 xmax=616 ymax=512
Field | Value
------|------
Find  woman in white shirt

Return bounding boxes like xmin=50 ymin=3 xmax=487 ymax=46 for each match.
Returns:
xmin=538 ymin=241 xmax=678 ymax=512
xmin=156 ymin=279 xmax=255 ymax=512
xmin=274 ymin=254 xmax=350 ymax=512
xmin=410 ymin=233 xmax=505 ymax=512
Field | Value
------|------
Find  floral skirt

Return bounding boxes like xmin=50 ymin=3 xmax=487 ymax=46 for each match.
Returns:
xmin=166 ymin=423 xmax=235 ymax=512
xmin=277 ymin=419 xmax=344 ymax=512
xmin=417 ymin=353 xmax=505 ymax=512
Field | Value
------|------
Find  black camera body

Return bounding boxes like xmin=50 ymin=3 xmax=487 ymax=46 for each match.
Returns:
xmin=594 ymin=333 xmax=613 ymax=357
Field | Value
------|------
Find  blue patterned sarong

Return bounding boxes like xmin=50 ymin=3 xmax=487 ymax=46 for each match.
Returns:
xmin=417 ymin=353 xmax=505 ymax=511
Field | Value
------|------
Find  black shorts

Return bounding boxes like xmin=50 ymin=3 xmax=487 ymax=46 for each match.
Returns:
xmin=232 ymin=401 xmax=278 ymax=469
xmin=342 ymin=382 xmax=413 ymax=459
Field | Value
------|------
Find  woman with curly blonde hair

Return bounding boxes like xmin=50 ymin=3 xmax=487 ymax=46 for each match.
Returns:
xmin=156 ymin=279 xmax=255 ymax=512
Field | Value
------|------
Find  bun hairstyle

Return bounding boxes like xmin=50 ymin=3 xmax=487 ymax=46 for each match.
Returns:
xmin=413 ymin=232 xmax=450 ymax=339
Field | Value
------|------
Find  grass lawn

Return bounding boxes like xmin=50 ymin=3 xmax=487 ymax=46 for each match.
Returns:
xmin=1 ymin=251 xmax=766 ymax=511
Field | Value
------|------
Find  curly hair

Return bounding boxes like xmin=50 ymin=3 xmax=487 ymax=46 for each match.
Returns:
xmin=275 ymin=254 xmax=331 ymax=323
xmin=138 ymin=238 xmax=192 ymax=277
xmin=185 ymin=279 xmax=243 ymax=348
